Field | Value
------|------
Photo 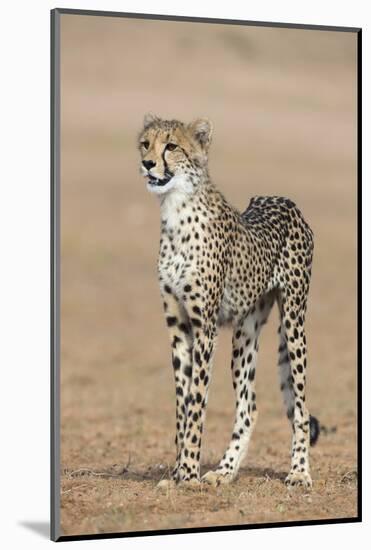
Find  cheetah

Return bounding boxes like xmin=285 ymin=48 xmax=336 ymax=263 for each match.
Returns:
xmin=138 ymin=114 xmax=319 ymax=489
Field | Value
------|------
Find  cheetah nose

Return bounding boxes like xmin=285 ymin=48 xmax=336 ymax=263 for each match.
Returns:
xmin=142 ymin=160 xmax=156 ymax=171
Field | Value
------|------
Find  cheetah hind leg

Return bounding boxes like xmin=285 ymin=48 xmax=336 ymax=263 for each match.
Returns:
xmin=277 ymin=288 xmax=317 ymax=489
xmin=202 ymin=293 xmax=274 ymax=487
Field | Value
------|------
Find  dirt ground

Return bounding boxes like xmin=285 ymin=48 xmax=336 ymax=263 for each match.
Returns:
xmin=59 ymin=14 xmax=358 ymax=536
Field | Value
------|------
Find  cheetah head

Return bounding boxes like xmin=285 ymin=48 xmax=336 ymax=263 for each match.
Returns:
xmin=138 ymin=114 xmax=213 ymax=195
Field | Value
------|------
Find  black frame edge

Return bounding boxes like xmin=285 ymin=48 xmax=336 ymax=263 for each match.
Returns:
xmin=51 ymin=7 xmax=61 ymax=543
xmin=356 ymin=28 xmax=362 ymax=522
xmin=54 ymin=7 xmax=361 ymax=33
xmin=57 ymin=517 xmax=361 ymax=542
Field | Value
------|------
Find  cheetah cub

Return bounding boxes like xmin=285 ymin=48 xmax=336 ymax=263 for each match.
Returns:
xmin=138 ymin=114 xmax=319 ymax=488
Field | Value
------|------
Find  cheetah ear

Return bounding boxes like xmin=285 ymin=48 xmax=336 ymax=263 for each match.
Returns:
xmin=143 ymin=113 xmax=160 ymax=128
xmin=189 ymin=118 xmax=213 ymax=151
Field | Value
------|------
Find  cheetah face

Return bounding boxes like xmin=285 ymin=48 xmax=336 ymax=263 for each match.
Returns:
xmin=138 ymin=114 xmax=213 ymax=195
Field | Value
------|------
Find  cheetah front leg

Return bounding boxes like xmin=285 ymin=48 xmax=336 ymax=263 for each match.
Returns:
xmin=175 ymin=317 xmax=218 ymax=485
xmin=159 ymin=287 xmax=193 ymax=485
xmin=202 ymin=293 xmax=274 ymax=486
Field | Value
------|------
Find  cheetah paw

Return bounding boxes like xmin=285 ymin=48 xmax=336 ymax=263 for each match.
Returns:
xmin=157 ymin=477 xmax=201 ymax=490
xmin=179 ymin=477 xmax=201 ymax=488
xmin=285 ymin=471 xmax=312 ymax=489
xmin=156 ymin=479 xmax=176 ymax=490
xmin=202 ymin=470 xmax=234 ymax=487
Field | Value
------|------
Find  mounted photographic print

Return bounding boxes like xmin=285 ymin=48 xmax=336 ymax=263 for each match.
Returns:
xmin=51 ymin=8 xmax=361 ymax=541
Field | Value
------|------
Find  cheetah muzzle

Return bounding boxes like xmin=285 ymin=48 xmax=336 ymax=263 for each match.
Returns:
xmin=147 ymin=172 xmax=173 ymax=188
xmin=138 ymin=113 xmax=320 ymax=490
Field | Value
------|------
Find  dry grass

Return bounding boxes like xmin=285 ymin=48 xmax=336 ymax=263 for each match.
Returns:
xmin=59 ymin=14 xmax=358 ymax=536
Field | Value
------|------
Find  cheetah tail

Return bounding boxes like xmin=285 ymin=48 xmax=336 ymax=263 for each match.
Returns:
xmin=309 ymin=415 xmax=320 ymax=446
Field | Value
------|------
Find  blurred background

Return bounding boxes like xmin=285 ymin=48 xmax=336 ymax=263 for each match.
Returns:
xmin=60 ymin=14 xmax=357 ymax=535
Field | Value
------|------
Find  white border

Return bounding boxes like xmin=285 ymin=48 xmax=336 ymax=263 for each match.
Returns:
xmin=0 ymin=1 xmax=368 ymax=548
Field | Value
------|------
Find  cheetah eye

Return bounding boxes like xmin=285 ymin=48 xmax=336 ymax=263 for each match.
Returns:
xmin=166 ymin=143 xmax=177 ymax=151
xmin=141 ymin=140 xmax=150 ymax=150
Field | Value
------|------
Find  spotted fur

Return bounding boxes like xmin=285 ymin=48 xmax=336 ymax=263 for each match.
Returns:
xmin=138 ymin=114 xmax=319 ymax=488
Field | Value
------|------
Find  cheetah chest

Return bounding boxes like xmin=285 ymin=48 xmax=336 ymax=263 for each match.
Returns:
xmin=159 ymin=251 xmax=193 ymax=295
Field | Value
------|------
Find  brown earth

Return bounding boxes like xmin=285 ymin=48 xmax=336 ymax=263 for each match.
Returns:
xmin=59 ymin=14 xmax=358 ymax=536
